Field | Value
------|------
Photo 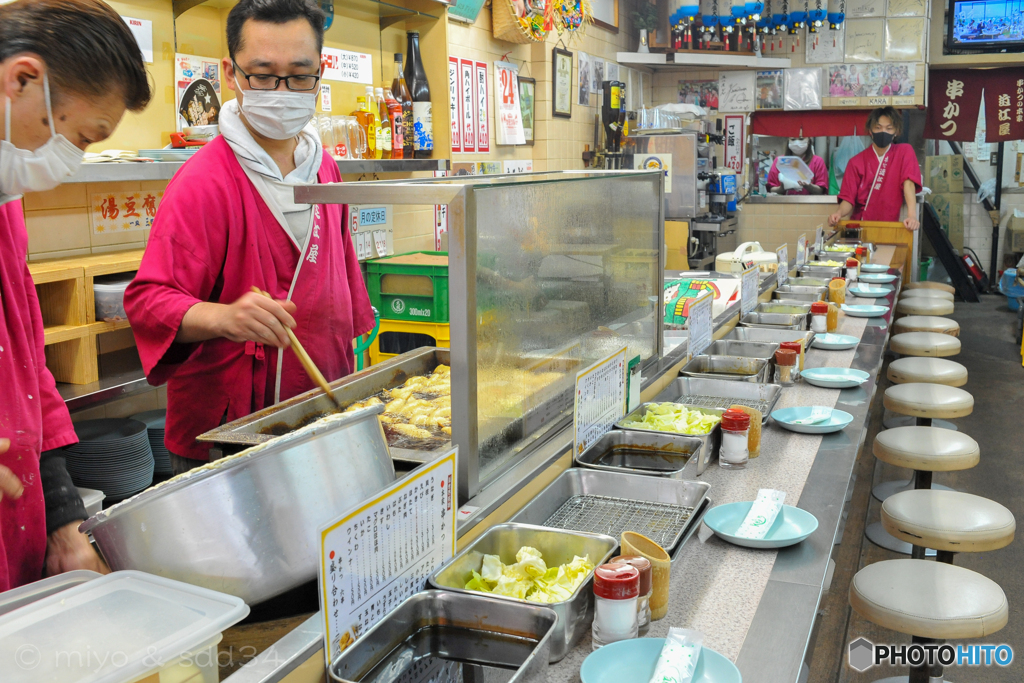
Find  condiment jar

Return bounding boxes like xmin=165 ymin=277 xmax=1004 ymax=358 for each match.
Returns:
xmin=846 ymin=258 xmax=860 ymax=283
xmin=780 ymin=340 xmax=804 ymax=374
xmin=592 ymin=563 xmax=640 ymax=649
xmin=610 ymin=556 xmax=653 ymax=635
xmin=855 ymin=245 xmax=869 ymax=264
xmin=719 ymin=408 xmax=751 ymax=469
xmin=810 ymin=301 xmax=829 ymax=334
xmin=828 ymin=277 xmax=846 ymax=304
xmin=774 ymin=348 xmax=797 ymax=386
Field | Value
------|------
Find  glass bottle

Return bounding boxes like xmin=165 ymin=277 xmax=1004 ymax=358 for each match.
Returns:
xmin=779 ymin=340 xmax=804 ymax=376
xmin=403 ymin=31 xmax=433 ymax=158
xmin=720 ymin=408 xmax=751 ymax=469
xmin=351 ymin=95 xmax=377 ymax=160
xmin=774 ymin=348 xmax=797 ymax=386
xmin=592 ymin=564 xmax=639 ymax=649
xmin=392 ymin=54 xmax=414 ymax=160
xmin=610 ymin=556 xmax=652 ymax=636
xmin=376 ymin=87 xmax=391 ymax=159
xmin=384 ymin=86 xmax=404 ymax=160
xmin=810 ymin=301 xmax=829 ymax=334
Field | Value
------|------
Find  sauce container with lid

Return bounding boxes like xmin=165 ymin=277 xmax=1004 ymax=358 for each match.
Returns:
xmin=720 ymin=408 xmax=751 ymax=469
xmin=774 ymin=348 xmax=797 ymax=386
xmin=610 ymin=555 xmax=653 ymax=635
xmin=592 ymin=563 xmax=640 ymax=649
xmin=810 ymin=301 xmax=829 ymax=334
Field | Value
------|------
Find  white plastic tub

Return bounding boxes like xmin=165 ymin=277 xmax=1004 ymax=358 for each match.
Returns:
xmin=93 ymin=273 xmax=135 ymax=322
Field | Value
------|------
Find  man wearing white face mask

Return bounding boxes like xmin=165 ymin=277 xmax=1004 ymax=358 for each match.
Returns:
xmin=0 ymin=0 xmax=151 ymax=591
xmin=125 ymin=0 xmax=374 ymax=475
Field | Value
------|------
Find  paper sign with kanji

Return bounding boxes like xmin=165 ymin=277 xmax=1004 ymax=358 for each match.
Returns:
xmin=91 ymin=191 xmax=163 ymax=235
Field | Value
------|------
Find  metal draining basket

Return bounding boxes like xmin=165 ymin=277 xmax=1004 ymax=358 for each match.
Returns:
xmin=543 ymin=494 xmax=695 ymax=549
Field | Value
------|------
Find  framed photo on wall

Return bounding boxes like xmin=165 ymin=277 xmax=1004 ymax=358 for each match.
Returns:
xmin=518 ymin=76 xmax=536 ymax=145
xmin=552 ymin=48 xmax=573 ymax=119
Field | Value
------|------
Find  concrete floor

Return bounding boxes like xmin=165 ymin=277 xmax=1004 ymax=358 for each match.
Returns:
xmin=807 ymin=295 xmax=1024 ymax=683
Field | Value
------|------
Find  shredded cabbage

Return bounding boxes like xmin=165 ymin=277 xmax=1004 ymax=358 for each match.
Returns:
xmin=621 ymin=402 xmax=721 ymax=435
xmin=463 ymin=546 xmax=594 ymax=603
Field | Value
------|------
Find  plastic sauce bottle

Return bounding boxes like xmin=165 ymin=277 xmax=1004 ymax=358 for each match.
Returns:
xmin=592 ymin=564 xmax=639 ymax=649
xmin=826 ymin=302 xmax=840 ymax=332
xmin=383 ymin=86 xmax=404 ymax=160
xmin=351 ymin=95 xmax=377 ymax=159
xmin=775 ymin=348 xmax=797 ymax=386
xmin=828 ymin=277 xmax=846 ymax=304
xmin=720 ymin=408 xmax=751 ymax=469
xmin=810 ymin=301 xmax=829 ymax=334
xmin=375 ymin=87 xmax=390 ymax=159
xmin=610 ymin=556 xmax=653 ymax=635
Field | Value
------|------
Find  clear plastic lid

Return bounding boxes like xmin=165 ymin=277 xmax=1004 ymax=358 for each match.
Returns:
xmin=775 ymin=155 xmax=814 ymax=185
xmin=0 ymin=571 xmax=249 ymax=683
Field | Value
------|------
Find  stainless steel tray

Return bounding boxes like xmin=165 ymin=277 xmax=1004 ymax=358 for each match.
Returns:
xmin=703 ymin=339 xmax=779 ymax=361
xmin=509 ymin=469 xmax=711 ymax=561
xmin=800 ymin=265 xmax=843 ymax=278
xmin=575 ymin=430 xmax=704 ymax=478
xmin=773 ymin=297 xmax=822 ymax=307
xmin=428 ymin=523 xmax=616 ymax=663
xmin=616 ymin=402 xmax=723 ymax=465
xmin=775 ymin=285 xmax=828 ymax=298
xmin=330 ymin=590 xmax=558 ymax=683
xmin=653 ymin=377 xmax=783 ymax=425
xmin=680 ymin=355 xmax=770 ymax=382
xmin=739 ymin=311 xmax=808 ymax=330
xmin=197 ymin=347 xmax=451 ymax=464
xmin=722 ymin=326 xmax=816 ymax=349
xmin=788 ymin=277 xmax=830 ymax=288
xmin=757 ymin=302 xmax=811 ymax=316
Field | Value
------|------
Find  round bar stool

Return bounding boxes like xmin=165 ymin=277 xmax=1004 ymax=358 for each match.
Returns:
xmin=893 ymin=316 xmax=960 ymax=337
xmin=896 ymin=297 xmax=955 ymax=317
xmin=882 ymin=489 xmax=1015 ymax=563
xmin=883 ymin=383 xmax=973 ymax=421
xmin=883 ymin=414 xmax=958 ymax=431
xmin=903 ymin=281 xmax=955 ymax=294
xmin=890 ymin=332 xmax=961 ymax=358
xmin=900 ymin=289 xmax=955 ymax=302
xmin=850 ymin=560 xmax=1008 ymax=683
xmin=887 ymin=358 xmax=967 ymax=387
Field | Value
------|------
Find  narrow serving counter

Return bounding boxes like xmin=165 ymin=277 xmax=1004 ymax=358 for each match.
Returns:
xmin=224 ymin=247 xmax=902 ymax=683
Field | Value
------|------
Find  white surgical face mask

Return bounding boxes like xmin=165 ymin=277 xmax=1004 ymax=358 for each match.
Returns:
xmin=0 ymin=73 xmax=84 ymax=196
xmin=788 ymin=138 xmax=809 ymax=156
xmin=235 ymin=75 xmax=317 ymax=140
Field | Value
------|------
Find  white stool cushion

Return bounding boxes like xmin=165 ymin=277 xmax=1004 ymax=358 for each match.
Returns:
xmin=883 ymin=383 xmax=974 ymax=419
xmin=890 ymin=332 xmax=961 ymax=357
xmin=893 ymin=316 xmax=960 ymax=337
xmin=896 ymin=298 xmax=955 ymax=316
xmin=873 ymin=426 xmax=979 ymax=471
xmin=901 ymin=289 xmax=955 ymax=302
xmin=887 ymin=357 xmax=967 ymax=386
xmin=882 ymin=490 xmax=1015 ymax=553
xmin=850 ymin=559 xmax=1008 ymax=639
xmin=904 ymin=281 xmax=956 ymax=294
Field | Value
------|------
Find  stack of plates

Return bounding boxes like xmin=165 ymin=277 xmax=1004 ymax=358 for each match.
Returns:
xmin=130 ymin=410 xmax=171 ymax=476
xmin=65 ymin=419 xmax=154 ymax=501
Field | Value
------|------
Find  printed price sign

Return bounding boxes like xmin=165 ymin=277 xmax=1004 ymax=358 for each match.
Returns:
xmin=797 ymin=234 xmax=808 ymax=267
xmin=574 ymin=347 xmax=627 ymax=457
xmin=321 ymin=47 xmax=372 ymax=84
xmin=776 ymin=245 xmax=789 ymax=288
xmin=741 ymin=265 xmax=759 ymax=315
xmin=319 ymin=449 xmax=457 ymax=666
xmin=686 ymin=290 xmax=714 ymax=359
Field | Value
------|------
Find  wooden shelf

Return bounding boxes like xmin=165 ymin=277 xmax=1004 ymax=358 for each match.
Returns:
xmin=337 ymin=158 xmax=451 ymax=174
xmin=617 ymin=51 xmax=792 ymax=69
xmin=43 ymin=325 xmax=91 ymax=346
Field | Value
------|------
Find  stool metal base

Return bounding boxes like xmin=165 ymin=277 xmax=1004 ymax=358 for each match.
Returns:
xmin=882 ymin=415 xmax=958 ymax=431
xmin=872 ymin=479 xmax=957 ymax=502
xmin=873 ymin=677 xmax=954 ymax=682
xmin=866 ymin=522 xmax=937 ymax=557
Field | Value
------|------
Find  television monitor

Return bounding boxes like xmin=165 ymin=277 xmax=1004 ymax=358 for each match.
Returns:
xmin=947 ymin=0 xmax=1024 ymax=52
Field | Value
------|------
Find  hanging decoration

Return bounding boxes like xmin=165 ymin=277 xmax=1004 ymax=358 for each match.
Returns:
xmin=492 ymin=0 xmax=549 ymax=43
xmin=552 ymin=0 xmax=591 ymax=35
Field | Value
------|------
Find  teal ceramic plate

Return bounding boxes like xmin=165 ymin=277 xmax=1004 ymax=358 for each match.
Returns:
xmin=811 ymin=333 xmax=859 ymax=350
xmin=859 ymin=273 xmax=898 ymax=284
xmin=841 ymin=304 xmax=889 ymax=318
xmin=848 ymin=285 xmax=890 ymax=299
xmin=771 ymin=406 xmax=854 ymax=433
xmin=703 ymin=501 xmax=820 ymax=549
xmin=800 ymin=367 xmax=870 ymax=388
xmin=860 ymin=263 xmax=891 ymax=273
xmin=581 ymin=638 xmax=742 ymax=683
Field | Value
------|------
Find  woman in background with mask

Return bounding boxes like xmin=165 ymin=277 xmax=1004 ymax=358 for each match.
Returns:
xmin=125 ymin=0 xmax=374 ymax=475
xmin=0 ymin=0 xmax=151 ymax=591
xmin=765 ymin=137 xmax=828 ymax=195
xmin=829 ymin=107 xmax=922 ymax=230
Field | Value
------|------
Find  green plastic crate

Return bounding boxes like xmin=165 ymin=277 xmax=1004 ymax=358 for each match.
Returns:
xmin=366 ymin=251 xmax=449 ymax=323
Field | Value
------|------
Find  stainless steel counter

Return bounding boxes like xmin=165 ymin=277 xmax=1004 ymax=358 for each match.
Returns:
xmin=745 ymin=195 xmax=840 ymax=204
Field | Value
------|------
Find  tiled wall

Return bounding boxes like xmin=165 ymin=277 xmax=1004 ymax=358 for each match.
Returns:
xmin=961 ymin=191 xmax=1024 ymax=276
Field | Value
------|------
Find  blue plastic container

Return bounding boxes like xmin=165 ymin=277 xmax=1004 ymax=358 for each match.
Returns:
xmin=998 ymin=268 xmax=1024 ymax=311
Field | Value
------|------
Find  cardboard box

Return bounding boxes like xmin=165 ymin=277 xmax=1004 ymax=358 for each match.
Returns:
xmin=927 ymin=192 xmax=965 ymax=251
xmin=925 ymin=155 xmax=964 ymax=193
xmin=1008 ymin=213 xmax=1024 ymax=253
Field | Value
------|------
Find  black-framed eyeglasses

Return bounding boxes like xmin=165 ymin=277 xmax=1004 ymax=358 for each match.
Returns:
xmin=233 ymin=62 xmax=321 ymax=91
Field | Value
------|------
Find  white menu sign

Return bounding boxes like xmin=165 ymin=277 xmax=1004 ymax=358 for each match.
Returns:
xmin=321 ymin=47 xmax=373 ymax=84
xmin=815 ymin=225 xmax=824 ymax=252
xmin=493 ymin=61 xmax=525 ymax=145
xmin=797 ymin=234 xmax=808 ymax=267
xmin=776 ymin=245 xmax=789 ymax=287
xmin=460 ymin=59 xmax=476 ymax=152
xmin=741 ymin=265 xmax=759 ymax=315
xmin=448 ymin=58 xmax=461 ymax=153
xmin=574 ymin=347 xmax=628 ymax=457
xmin=686 ymin=290 xmax=714 ymax=359
xmin=319 ymin=450 xmax=457 ymax=666
xmin=475 ymin=62 xmax=490 ymax=152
